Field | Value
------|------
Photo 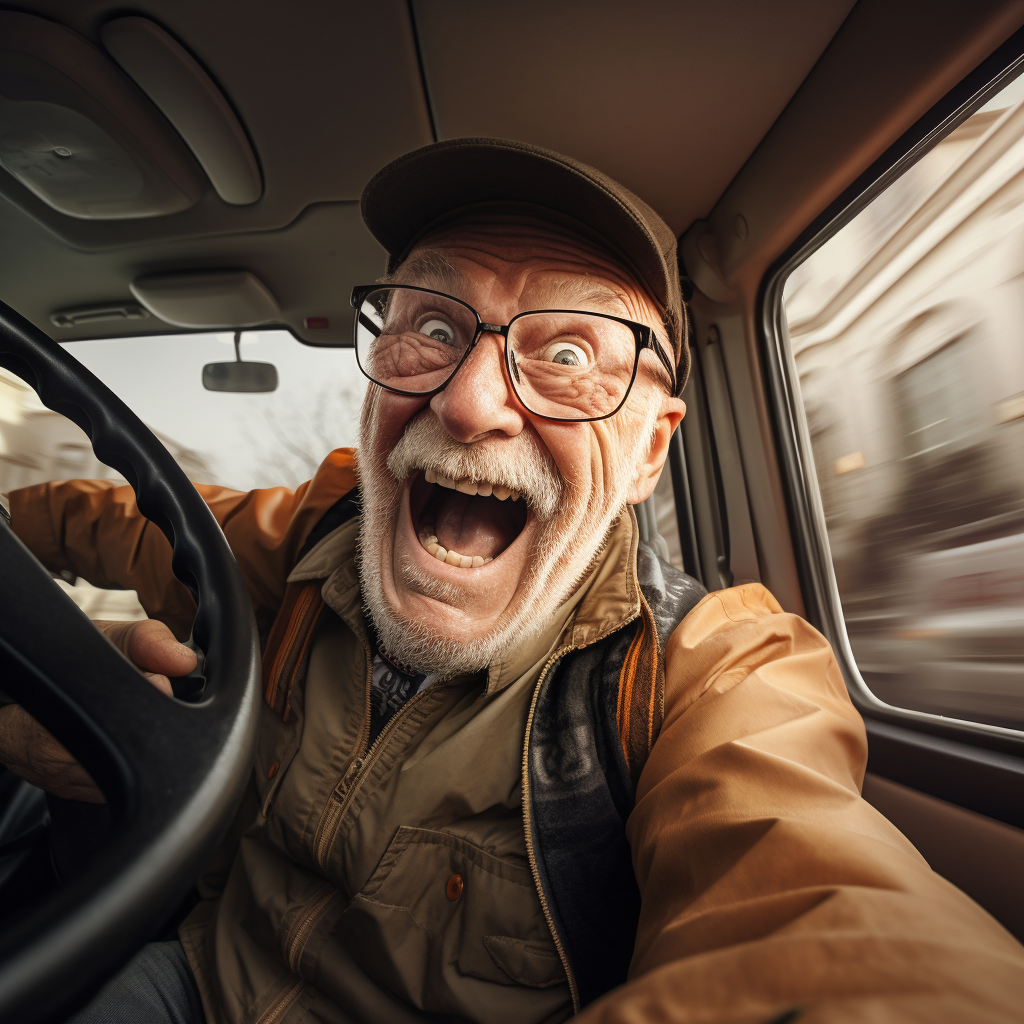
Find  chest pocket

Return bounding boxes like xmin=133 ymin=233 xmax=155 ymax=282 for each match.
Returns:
xmin=329 ymin=826 xmax=571 ymax=1024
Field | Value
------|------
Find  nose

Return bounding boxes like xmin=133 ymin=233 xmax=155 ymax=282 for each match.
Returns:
xmin=430 ymin=331 xmax=526 ymax=442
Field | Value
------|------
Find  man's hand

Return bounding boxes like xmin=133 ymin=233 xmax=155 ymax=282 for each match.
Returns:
xmin=0 ymin=619 xmax=197 ymax=803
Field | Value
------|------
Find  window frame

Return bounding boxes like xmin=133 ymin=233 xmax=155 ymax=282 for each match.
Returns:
xmin=758 ymin=35 xmax=1024 ymax=825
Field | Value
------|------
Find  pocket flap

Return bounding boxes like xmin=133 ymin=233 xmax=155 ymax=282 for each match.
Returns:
xmin=483 ymin=935 xmax=563 ymax=988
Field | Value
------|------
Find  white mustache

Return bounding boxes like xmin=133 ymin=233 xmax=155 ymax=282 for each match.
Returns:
xmin=386 ymin=412 xmax=563 ymax=520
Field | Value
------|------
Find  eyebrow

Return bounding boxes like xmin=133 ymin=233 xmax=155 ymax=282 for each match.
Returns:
xmin=383 ymin=252 xmax=467 ymax=294
xmin=539 ymin=277 xmax=631 ymax=315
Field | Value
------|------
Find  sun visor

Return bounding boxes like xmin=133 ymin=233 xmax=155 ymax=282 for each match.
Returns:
xmin=102 ymin=18 xmax=263 ymax=206
xmin=130 ymin=271 xmax=280 ymax=328
xmin=0 ymin=11 xmax=206 ymax=219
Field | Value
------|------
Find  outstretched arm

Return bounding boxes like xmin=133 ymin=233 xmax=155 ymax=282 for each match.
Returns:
xmin=8 ymin=448 xmax=358 ymax=639
xmin=580 ymin=583 xmax=1024 ymax=1023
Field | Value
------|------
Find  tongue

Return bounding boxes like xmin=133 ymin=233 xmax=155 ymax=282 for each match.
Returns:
xmin=434 ymin=491 xmax=520 ymax=559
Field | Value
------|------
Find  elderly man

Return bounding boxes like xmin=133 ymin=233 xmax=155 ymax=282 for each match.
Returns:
xmin=3 ymin=139 xmax=1024 ymax=1024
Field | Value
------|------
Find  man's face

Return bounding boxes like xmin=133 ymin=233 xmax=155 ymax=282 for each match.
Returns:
xmin=358 ymin=215 xmax=685 ymax=674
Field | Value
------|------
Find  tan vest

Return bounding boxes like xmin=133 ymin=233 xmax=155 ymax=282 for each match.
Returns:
xmin=180 ymin=515 xmax=641 ymax=1024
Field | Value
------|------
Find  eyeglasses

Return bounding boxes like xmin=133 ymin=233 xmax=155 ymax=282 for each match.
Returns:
xmin=350 ymin=284 xmax=678 ymax=423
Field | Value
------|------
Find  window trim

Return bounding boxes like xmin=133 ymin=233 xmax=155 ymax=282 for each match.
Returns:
xmin=759 ymin=33 xmax=1024 ymax=767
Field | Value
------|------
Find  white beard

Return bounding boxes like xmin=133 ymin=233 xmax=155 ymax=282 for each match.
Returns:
xmin=356 ymin=395 xmax=657 ymax=677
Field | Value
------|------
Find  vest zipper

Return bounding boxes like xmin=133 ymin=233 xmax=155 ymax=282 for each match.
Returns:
xmin=522 ymin=642 xmax=582 ymax=1014
xmin=254 ymin=977 xmax=303 ymax=1024
xmin=254 ymin=883 xmax=337 ymax=1024
xmin=286 ymin=882 xmax=337 ymax=971
xmin=312 ymin=755 xmax=363 ymax=867
xmin=310 ymin=627 xmax=375 ymax=866
xmin=312 ymin=680 xmax=456 ymax=871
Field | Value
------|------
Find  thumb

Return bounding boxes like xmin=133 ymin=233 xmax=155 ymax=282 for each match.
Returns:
xmin=95 ymin=619 xmax=198 ymax=683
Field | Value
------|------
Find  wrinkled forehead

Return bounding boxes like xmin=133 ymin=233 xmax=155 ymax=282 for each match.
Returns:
xmin=390 ymin=210 xmax=664 ymax=323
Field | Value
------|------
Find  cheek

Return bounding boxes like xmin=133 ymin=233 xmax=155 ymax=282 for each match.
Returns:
xmin=364 ymin=391 xmax=431 ymax=455
xmin=534 ymin=420 xmax=626 ymax=506
xmin=531 ymin=421 xmax=589 ymax=489
xmin=589 ymin=420 xmax=629 ymax=495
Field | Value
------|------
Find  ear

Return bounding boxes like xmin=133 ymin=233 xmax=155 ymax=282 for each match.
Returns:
xmin=626 ymin=395 xmax=686 ymax=505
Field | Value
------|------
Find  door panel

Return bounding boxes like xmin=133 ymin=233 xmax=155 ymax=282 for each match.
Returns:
xmin=863 ymin=772 xmax=1024 ymax=940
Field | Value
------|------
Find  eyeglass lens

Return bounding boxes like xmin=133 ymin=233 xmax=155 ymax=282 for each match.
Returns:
xmin=355 ymin=286 xmax=638 ymax=421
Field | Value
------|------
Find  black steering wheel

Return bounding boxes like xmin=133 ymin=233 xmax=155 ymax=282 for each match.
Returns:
xmin=0 ymin=300 xmax=261 ymax=1023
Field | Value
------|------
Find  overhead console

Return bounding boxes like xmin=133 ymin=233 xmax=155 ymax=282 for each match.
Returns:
xmin=0 ymin=11 xmax=261 ymax=221
xmin=130 ymin=270 xmax=280 ymax=329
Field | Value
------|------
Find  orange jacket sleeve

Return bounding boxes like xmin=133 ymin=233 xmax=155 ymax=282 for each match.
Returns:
xmin=580 ymin=583 xmax=1024 ymax=1022
xmin=8 ymin=449 xmax=358 ymax=640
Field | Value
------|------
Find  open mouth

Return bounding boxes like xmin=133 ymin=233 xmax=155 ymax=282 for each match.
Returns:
xmin=410 ymin=468 xmax=530 ymax=569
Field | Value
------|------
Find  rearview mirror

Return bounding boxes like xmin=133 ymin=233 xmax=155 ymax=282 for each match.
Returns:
xmin=202 ymin=360 xmax=278 ymax=392
xmin=202 ymin=331 xmax=278 ymax=393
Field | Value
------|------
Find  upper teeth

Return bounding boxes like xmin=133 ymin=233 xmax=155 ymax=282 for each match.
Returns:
xmin=424 ymin=467 xmax=521 ymax=502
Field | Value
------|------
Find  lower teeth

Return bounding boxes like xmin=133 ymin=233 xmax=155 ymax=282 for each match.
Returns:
xmin=419 ymin=533 xmax=492 ymax=568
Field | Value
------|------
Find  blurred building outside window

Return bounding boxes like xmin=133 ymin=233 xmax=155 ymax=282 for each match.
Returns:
xmin=784 ymin=74 xmax=1024 ymax=729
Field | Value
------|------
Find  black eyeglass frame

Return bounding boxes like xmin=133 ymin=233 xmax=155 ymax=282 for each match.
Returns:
xmin=350 ymin=283 xmax=679 ymax=423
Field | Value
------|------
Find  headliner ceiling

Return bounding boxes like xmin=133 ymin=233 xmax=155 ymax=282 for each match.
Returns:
xmin=0 ymin=0 xmax=856 ymax=343
xmin=414 ymin=0 xmax=857 ymax=235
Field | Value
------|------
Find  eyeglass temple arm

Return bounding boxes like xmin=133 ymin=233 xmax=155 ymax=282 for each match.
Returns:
xmin=350 ymin=288 xmax=384 ymax=339
xmin=357 ymin=311 xmax=382 ymax=338
xmin=644 ymin=328 xmax=679 ymax=396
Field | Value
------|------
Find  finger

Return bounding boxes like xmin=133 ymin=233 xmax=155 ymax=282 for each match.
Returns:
xmin=96 ymin=619 xmax=198 ymax=678
xmin=142 ymin=671 xmax=173 ymax=697
xmin=0 ymin=705 xmax=106 ymax=803
xmin=26 ymin=762 xmax=107 ymax=803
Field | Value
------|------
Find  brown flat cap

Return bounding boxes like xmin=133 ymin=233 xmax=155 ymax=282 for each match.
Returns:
xmin=360 ymin=137 xmax=688 ymax=393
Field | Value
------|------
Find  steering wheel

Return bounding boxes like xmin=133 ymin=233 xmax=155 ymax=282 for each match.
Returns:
xmin=0 ymin=299 xmax=261 ymax=1023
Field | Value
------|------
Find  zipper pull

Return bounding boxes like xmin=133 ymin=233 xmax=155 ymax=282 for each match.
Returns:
xmin=335 ymin=757 xmax=363 ymax=798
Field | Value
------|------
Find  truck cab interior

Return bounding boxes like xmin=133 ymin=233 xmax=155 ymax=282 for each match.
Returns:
xmin=2 ymin=2 xmax=1024 ymax=1021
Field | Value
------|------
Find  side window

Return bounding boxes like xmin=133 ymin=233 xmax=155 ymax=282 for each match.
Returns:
xmin=782 ymin=76 xmax=1024 ymax=730
xmin=648 ymin=466 xmax=685 ymax=571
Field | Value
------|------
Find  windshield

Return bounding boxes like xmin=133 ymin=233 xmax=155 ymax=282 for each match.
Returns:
xmin=0 ymin=330 xmax=368 ymax=494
